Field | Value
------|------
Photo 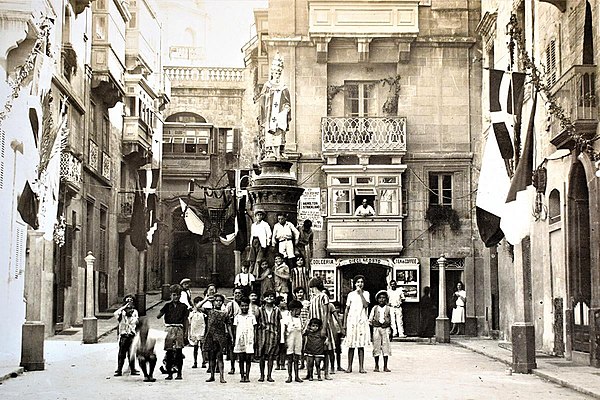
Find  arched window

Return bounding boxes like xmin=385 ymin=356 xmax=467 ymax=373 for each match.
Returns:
xmin=165 ymin=112 xmax=206 ymax=123
xmin=549 ymin=189 xmax=561 ymax=224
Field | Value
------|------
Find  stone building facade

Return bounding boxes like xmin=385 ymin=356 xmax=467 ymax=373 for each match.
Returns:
xmin=245 ymin=0 xmax=484 ymax=336
xmin=479 ymin=0 xmax=600 ymax=368
xmin=0 ymin=0 xmax=167 ymax=371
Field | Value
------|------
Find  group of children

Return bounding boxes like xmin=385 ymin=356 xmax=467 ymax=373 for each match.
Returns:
xmin=113 ymin=279 xmax=399 ymax=384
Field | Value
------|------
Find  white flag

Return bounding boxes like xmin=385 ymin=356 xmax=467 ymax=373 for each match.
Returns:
xmin=179 ymin=198 xmax=204 ymax=235
xmin=37 ymin=109 xmax=67 ymax=241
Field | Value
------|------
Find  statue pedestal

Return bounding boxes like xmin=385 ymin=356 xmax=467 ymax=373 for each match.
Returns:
xmin=248 ymin=160 xmax=304 ymax=226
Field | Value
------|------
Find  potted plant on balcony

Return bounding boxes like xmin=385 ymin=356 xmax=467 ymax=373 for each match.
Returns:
xmin=425 ymin=205 xmax=461 ymax=232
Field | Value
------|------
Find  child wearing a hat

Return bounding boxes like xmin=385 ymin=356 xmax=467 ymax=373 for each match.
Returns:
xmin=368 ymin=290 xmax=396 ymax=372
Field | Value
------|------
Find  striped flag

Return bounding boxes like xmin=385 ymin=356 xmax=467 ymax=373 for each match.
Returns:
xmin=476 ymin=70 xmax=526 ymax=247
xmin=179 ymin=198 xmax=205 ymax=235
xmin=130 ymin=168 xmax=159 ymax=251
xmin=500 ymin=90 xmax=538 ymax=244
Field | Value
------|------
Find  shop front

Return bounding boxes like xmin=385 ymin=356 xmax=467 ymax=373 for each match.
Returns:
xmin=310 ymin=257 xmax=422 ymax=335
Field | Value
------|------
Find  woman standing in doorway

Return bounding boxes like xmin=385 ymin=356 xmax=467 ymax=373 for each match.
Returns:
xmin=450 ymin=281 xmax=466 ymax=335
xmin=343 ymin=275 xmax=370 ymax=373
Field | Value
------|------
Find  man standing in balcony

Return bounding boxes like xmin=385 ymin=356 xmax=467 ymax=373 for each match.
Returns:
xmin=354 ymin=199 xmax=376 ymax=217
xmin=258 ymin=52 xmax=291 ymax=160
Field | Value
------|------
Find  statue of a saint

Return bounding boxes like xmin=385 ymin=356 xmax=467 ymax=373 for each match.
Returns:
xmin=258 ymin=52 xmax=291 ymax=160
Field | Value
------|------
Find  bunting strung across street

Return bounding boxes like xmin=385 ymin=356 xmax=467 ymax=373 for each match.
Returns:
xmin=130 ymin=168 xmax=159 ymax=251
xmin=500 ymin=89 xmax=538 ymax=245
xmin=476 ymin=69 xmax=526 ymax=247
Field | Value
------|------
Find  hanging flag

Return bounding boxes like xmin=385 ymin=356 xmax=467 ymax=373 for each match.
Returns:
xmin=17 ymin=180 xmax=39 ymax=229
xmin=219 ymin=190 xmax=237 ymax=245
xmin=501 ymin=90 xmax=538 ymax=245
xmin=235 ymin=195 xmax=248 ymax=252
xmin=130 ymin=182 xmax=148 ymax=251
xmin=179 ymin=198 xmax=205 ymax=235
xmin=476 ymin=70 xmax=526 ymax=247
xmin=37 ymin=102 xmax=68 ymax=241
xmin=130 ymin=168 xmax=160 ymax=250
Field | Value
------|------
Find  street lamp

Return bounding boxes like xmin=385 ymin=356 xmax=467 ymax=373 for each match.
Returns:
xmin=435 ymin=254 xmax=450 ymax=343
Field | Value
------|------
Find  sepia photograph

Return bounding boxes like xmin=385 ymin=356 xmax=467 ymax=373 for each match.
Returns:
xmin=0 ymin=0 xmax=598 ymax=399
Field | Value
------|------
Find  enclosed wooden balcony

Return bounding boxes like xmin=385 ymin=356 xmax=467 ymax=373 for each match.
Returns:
xmin=321 ymin=116 xmax=407 ymax=155
xmin=326 ymin=217 xmax=403 ymax=255
xmin=550 ymin=65 xmax=598 ymax=149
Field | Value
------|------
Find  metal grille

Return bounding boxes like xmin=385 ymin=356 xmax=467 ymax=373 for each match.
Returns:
xmin=88 ymin=139 xmax=98 ymax=170
xmin=60 ymin=151 xmax=82 ymax=187
xmin=101 ymin=152 xmax=111 ymax=180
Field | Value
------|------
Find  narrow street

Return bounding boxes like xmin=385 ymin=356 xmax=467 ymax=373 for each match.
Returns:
xmin=0 ymin=304 xmax=592 ymax=400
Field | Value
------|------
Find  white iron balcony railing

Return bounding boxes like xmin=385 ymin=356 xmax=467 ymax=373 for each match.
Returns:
xmin=164 ymin=66 xmax=244 ymax=82
xmin=119 ymin=192 xmax=135 ymax=216
xmin=60 ymin=151 xmax=82 ymax=189
xmin=321 ymin=116 xmax=407 ymax=154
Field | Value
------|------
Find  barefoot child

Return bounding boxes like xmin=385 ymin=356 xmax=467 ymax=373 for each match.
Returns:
xmin=188 ymin=296 xmax=206 ymax=368
xmin=203 ymin=293 xmax=233 ymax=383
xmin=113 ymin=294 xmax=139 ymax=377
xmin=276 ymin=296 xmax=290 ymax=370
xmin=134 ymin=317 xmax=157 ymax=382
xmin=282 ymin=300 xmax=304 ymax=383
xmin=303 ymin=318 xmax=326 ymax=381
xmin=157 ymin=285 xmax=189 ymax=380
xmin=255 ymin=290 xmax=282 ymax=382
xmin=369 ymin=290 xmax=395 ymax=372
xmin=233 ymin=296 xmax=257 ymax=382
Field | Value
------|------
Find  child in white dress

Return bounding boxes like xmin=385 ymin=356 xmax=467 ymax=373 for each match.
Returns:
xmin=233 ymin=297 xmax=257 ymax=383
xmin=188 ymin=296 xmax=206 ymax=368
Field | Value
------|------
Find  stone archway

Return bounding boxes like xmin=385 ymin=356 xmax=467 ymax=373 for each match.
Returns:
xmin=567 ymin=161 xmax=592 ymax=353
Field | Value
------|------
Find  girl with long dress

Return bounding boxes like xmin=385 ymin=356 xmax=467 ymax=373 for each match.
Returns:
xmin=450 ymin=281 xmax=466 ymax=335
xmin=307 ymin=277 xmax=335 ymax=380
xmin=343 ymin=275 xmax=370 ymax=373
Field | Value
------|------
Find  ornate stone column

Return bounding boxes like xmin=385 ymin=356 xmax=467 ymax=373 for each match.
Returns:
xmin=83 ymin=251 xmax=97 ymax=344
xmin=435 ymin=255 xmax=450 ymax=343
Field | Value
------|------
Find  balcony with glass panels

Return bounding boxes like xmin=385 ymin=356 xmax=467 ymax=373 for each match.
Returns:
xmin=549 ymin=65 xmax=598 ymax=149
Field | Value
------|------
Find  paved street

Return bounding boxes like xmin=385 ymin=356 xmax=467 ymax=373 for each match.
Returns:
xmin=0 ymin=303 xmax=593 ymax=400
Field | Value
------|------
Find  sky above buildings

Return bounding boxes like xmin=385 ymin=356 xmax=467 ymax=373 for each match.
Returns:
xmin=156 ymin=0 xmax=268 ymax=67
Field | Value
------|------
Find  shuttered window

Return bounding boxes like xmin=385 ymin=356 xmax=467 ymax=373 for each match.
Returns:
xmin=545 ymin=39 xmax=558 ymax=86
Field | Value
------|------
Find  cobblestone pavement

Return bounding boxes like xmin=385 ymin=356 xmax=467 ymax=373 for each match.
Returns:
xmin=1 ymin=303 xmax=594 ymax=400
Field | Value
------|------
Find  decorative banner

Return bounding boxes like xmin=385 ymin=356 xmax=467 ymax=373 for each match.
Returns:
xmin=298 ymin=187 xmax=323 ymax=230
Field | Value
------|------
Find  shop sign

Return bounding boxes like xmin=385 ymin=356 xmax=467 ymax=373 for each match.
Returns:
xmin=298 ymin=187 xmax=323 ymax=230
xmin=393 ymin=257 xmax=419 ymax=265
xmin=337 ymin=257 xmax=393 ymax=268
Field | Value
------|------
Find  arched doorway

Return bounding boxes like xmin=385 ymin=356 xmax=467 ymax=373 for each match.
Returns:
xmin=170 ymin=207 xmax=209 ymax=286
xmin=339 ymin=262 xmax=391 ymax=307
xmin=568 ymin=161 xmax=592 ymax=353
